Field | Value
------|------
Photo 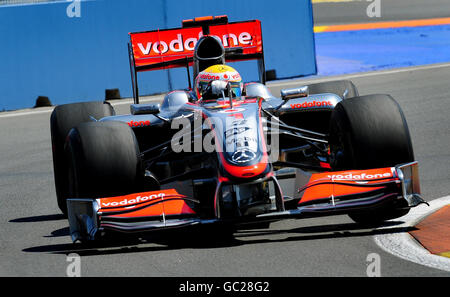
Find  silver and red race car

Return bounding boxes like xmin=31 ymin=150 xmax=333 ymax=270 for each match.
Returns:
xmin=50 ymin=16 xmax=425 ymax=242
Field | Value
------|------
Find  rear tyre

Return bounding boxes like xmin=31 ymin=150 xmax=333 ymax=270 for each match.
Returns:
xmin=307 ymin=80 xmax=359 ymax=99
xmin=50 ymin=101 xmax=115 ymax=214
xmin=328 ymin=94 xmax=414 ymax=225
xmin=65 ymin=121 xmax=143 ymax=199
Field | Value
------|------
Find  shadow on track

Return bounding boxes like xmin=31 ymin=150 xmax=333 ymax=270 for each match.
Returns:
xmin=20 ymin=219 xmax=416 ymax=257
xmin=9 ymin=213 xmax=66 ymax=223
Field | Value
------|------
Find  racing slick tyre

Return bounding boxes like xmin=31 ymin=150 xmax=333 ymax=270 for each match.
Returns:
xmin=328 ymin=94 xmax=414 ymax=225
xmin=307 ymin=80 xmax=359 ymax=99
xmin=65 ymin=121 xmax=143 ymax=200
xmin=50 ymin=101 xmax=115 ymax=214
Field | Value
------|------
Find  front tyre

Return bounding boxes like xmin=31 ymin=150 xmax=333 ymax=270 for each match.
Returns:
xmin=50 ymin=101 xmax=115 ymax=214
xmin=65 ymin=121 xmax=143 ymax=200
xmin=329 ymin=94 xmax=414 ymax=225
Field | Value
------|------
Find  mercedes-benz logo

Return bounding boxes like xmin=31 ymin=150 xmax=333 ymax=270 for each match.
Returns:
xmin=231 ymin=148 xmax=257 ymax=164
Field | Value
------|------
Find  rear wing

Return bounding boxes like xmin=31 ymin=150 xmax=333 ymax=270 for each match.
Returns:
xmin=128 ymin=16 xmax=265 ymax=103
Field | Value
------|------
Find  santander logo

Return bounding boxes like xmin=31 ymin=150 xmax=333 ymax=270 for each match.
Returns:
xmin=137 ymin=31 xmax=253 ymax=56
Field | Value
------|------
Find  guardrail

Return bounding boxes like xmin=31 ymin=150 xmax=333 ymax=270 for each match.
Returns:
xmin=0 ymin=0 xmax=316 ymax=111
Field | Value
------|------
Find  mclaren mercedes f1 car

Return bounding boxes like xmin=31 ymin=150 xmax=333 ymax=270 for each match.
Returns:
xmin=50 ymin=16 xmax=425 ymax=242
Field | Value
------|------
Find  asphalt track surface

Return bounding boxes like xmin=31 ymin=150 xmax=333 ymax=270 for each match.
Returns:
xmin=1 ymin=63 xmax=449 ymax=276
xmin=312 ymin=0 xmax=450 ymax=25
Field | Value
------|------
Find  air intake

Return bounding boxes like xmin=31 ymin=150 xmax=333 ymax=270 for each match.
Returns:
xmin=193 ymin=36 xmax=225 ymax=79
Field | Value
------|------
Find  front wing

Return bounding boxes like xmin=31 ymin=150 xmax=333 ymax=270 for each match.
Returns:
xmin=67 ymin=162 xmax=424 ymax=242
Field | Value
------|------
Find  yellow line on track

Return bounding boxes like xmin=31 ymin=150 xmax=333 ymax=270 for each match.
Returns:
xmin=314 ymin=17 xmax=450 ymax=32
xmin=438 ymin=252 xmax=450 ymax=258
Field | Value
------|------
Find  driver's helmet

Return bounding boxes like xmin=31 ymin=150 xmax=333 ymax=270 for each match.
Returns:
xmin=194 ymin=64 xmax=243 ymax=100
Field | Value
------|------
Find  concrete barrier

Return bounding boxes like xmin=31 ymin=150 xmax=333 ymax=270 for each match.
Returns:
xmin=0 ymin=0 xmax=316 ymax=111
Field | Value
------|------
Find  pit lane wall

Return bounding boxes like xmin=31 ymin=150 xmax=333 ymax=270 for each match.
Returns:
xmin=0 ymin=0 xmax=316 ymax=111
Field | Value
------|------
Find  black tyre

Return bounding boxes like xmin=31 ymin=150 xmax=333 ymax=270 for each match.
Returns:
xmin=65 ymin=121 xmax=143 ymax=199
xmin=50 ymin=102 xmax=115 ymax=213
xmin=329 ymin=94 xmax=414 ymax=225
xmin=307 ymin=79 xmax=359 ymax=99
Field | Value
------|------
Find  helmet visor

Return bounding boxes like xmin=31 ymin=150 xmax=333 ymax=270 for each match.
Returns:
xmin=197 ymin=81 xmax=210 ymax=98
xmin=198 ymin=80 xmax=242 ymax=99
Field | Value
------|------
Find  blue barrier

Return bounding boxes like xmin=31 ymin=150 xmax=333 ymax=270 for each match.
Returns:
xmin=0 ymin=0 xmax=316 ymax=111
xmin=315 ymin=25 xmax=450 ymax=76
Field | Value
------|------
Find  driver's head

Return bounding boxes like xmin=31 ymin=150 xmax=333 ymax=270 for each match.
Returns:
xmin=194 ymin=64 xmax=243 ymax=100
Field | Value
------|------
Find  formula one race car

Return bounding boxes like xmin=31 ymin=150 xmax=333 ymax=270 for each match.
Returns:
xmin=50 ymin=16 xmax=425 ymax=242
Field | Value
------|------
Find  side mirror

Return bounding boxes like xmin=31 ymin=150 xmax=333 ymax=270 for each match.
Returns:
xmin=130 ymin=103 xmax=160 ymax=115
xmin=280 ymin=86 xmax=309 ymax=100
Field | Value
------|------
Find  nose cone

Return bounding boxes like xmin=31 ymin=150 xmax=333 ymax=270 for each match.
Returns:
xmin=220 ymin=152 xmax=270 ymax=179
xmin=210 ymin=101 xmax=271 ymax=179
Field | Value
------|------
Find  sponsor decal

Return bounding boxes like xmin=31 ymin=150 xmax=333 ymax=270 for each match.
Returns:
xmin=136 ymin=31 xmax=253 ymax=56
xmin=227 ymin=113 xmax=244 ymax=119
xmin=226 ymin=136 xmax=257 ymax=145
xmin=244 ymin=98 xmax=257 ymax=104
xmin=127 ymin=120 xmax=151 ymax=127
xmin=218 ymin=108 xmax=245 ymax=113
xmin=290 ymin=100 xmax=333 ymax=109
xmin=130 ymin=20 xmax=262 ymax=69
xmin=231 ymin=73 xmax=241 ymax=80
xmin=225 ymin=126 xmax=249 ymax=137
xmin=198 ymin=72 xmax=241 ymax=82
xmin=99 ymin=192 xmax=166 ymax=208
xmin=231 ymin=119 xmax=247 ymax=126
xmin=327 ymin=172 xmax=392 ymax=180
xmin=199 ymin=73 xmax=220 ymax=81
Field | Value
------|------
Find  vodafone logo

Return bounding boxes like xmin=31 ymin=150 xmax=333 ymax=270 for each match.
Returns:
xmin=198 ymin=72 xmax=241 ymax=82
xmin=199 ymin=73 xmax=220 ymax=80
xmin=290 ymin=100 xmax=333 ymax=109
xmin=137 ymin=31 xmax=253 ymax=56
xmin=328 ymin=172 xmax=392 ymax=180
xmin=100 ymin=193 xmax=166 ymax=208
xmin=127 ymin=120 xmax=151 ymax=127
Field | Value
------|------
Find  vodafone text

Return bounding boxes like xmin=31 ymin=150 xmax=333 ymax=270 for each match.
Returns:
xmin=99 ymin=193 xmax=165 ymax=207
xmin=137 ymin=31 xmax=252 ymax=55
xmin=290 ymin=100 xmax=333 ymax=109
xmin=127 ymin=120 xmax=151 ymax=127
xmin=199 ymin=72 xmax=241 ymax=81
xmin=328 ymin=172 xmax=392 ymax=180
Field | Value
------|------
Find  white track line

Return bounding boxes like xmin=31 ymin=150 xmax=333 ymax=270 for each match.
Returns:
xmin=374 ymin=195 xmax=450 ymax=272
xmin=267 ymin=62 xmax=450 ymax=87
xmin=0 ymin=96 xmax=163 ymax=119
